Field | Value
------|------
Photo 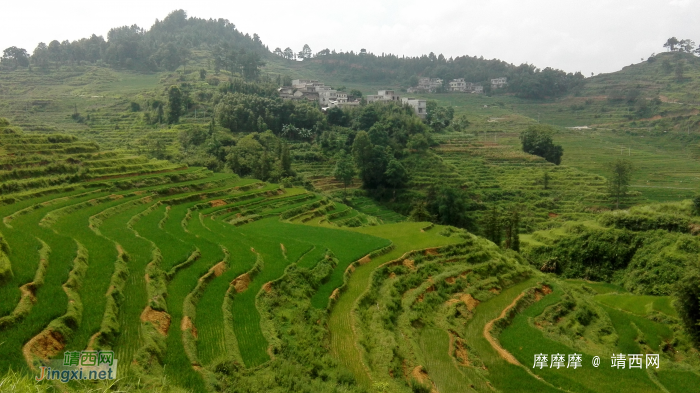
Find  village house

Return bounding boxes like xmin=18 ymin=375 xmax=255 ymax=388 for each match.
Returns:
xmin=407 ymin=77 xmax=443 ymax=93
xmin=366 ymin=90 xmax=400 ymax=102
xmin=491 ymin=77 xmax=508 ymax=89
xmin=449 ymin=78 xmax=467 ymax=91
xmin=401 ymin=97 xmax=427 ymax=119
xmin=279 ymin=79 xmax=360 ymax=107
xmin=448 ymin=78 xmax=483 ymax=93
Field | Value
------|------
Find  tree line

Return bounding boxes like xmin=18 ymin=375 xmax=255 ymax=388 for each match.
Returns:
xmin=0 ymin=10 xmax=267 ymax=71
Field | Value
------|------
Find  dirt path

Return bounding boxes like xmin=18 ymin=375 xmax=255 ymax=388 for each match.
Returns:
xmin=483 ymin=292 xmax=525 ymax=365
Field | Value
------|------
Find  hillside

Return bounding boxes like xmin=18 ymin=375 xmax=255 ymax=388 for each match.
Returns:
xmin=1 ymin=10 xmax=700 ymax=392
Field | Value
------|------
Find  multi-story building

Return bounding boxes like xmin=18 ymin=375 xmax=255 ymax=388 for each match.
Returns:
xmin=449 ymin=78 xmax=467 ymax=92
xmin=366 ymin=90 xmax=400 ymax=102
xmin=491 ymin=77 xmax=508 ymax=89
xmin=408 ymin=78 xmax=444 ymax=93
xmin=447 ymin=78 xmax=483 ymax=93
xmin=401 ymin=97 xmax=427 ymax=119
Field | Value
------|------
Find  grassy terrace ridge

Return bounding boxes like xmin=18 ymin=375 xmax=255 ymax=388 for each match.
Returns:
xmin=499 ymin=282 xmax=671 ymax=392
xmin=328 ymin=222 xmax=462 ymax=387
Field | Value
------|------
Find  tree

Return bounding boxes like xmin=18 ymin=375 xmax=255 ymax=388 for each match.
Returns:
xmin=384 ymin=159 xmax=409 ymax=195
xmin=674 ymin=262 xmax=700 ymax=347
xmin=407 ymin=134 xmax=429 ymax=152
xmin=503 ymin=211 xmax=520 ymax=251
xmin=483 ymin=206 xmax=502 ymax=246
xmin=352 ymin=131 xmax=389 ymax=189
xmin=679 ymin=39 xmax=696 ymax=53
xmin=663 ymin=37 xmax=679 ymax=51
xmin=511 ymin=211 xmax=520 ymax=252
xmin=607 ymin=158 xmax=634 ymax=209
xmin=426 ymin=186 xmax=476 ymax=229
xmin=333 ymin=151 xmax=356 ymax=197
xmin=693 ymin=194 xmax=700 ymax=216
xmin=283 ymin=47 xmax=294 ymax=60
xmin=520 ymin=124 xmax=563 ymax=165
xmin=280 ymin=141 xmax=292 ymax=176
xmin=166 ymin=85 xmax=183 ymax=124
xmin=301 ymin=44 xmax=312 ymax=59
xmin=273 ymin=47 xmax=283 ymax=57
xmin=239 ymin=50 xmax=265 ymax=79
xmin=543 ymin=171 xmax=550 ymax=190
xmin=199 ymin=69 xmax=207 ymax=80
xmin=156 ymin=104 xmax=164 ymax=124
xmin=408 ymin=201 xmax=433 ymax=222
xmin=1 ymin=46 xmax=30 ymax=69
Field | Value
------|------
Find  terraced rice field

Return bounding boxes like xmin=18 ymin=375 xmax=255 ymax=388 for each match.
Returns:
xmin=0 ymin=124 xmax=406 ymax=389
xmin=1 ymin=121 xmax=698 ymax=392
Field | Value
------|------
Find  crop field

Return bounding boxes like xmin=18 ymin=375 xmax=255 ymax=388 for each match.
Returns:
xmin=497 ymin=279 xmax=695 ymax=393
xmin=1 ymin=48 xmax=700 ymax=393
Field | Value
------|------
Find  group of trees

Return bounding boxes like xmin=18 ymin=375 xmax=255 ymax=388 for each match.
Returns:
xmin=294 ymin=49 xmax=584 ymax=99
xmin=482 ymin=207 xmax=521 ymax=251
xmin=212 ymin=43 xmax=265 ymax=79
xmin=0 ymin=47 xmax=29 ymax=69
xmin=663 ymin=37 xmax=700 ymax=54
xmin=3 ymin=10 xmax=267 ymax=72
xmin=519 ymin=124 xmax=564 ymax=165
xmin=273 ymin=44 xmax=313 ymax=60
xmin=215 ymin=92 xmax=326 ymax=135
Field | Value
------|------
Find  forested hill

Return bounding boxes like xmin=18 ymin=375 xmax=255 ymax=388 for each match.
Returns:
xmin=1 ymin=10 xmax=584 ymax=99
xmin=3 ymin=10 xmax=268 ymax=72
xmin=297 ymin=51 xmax=586 ymax=99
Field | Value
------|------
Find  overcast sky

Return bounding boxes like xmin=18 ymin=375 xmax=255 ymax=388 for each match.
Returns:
xmin=2 ymin=0 xmax=698 ymax=76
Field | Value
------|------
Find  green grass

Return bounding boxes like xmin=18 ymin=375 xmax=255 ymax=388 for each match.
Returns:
xmin=418 ymin=328 xmax=475 ymax=392
xmin=327 ymin=222 xmax=462 ymax=387
xmin=656 ymin=370 xmax=700 ymax=393
xmin=185 ymin=212 xmax=258 ymax=366
xmin=602 ymin=305 xmax=673 ymax=353
xmin=595 ymin=293 xmax=678 ymax=317
xmin=131 ymin=203 xmax=207 ymax=391
xmin=96 ymin=202 xmax=156 ymax=376
xmin=499 ymin=284 xmax=662 ymax=393
xmin=239 ymin=218 xmax=391 ymax=309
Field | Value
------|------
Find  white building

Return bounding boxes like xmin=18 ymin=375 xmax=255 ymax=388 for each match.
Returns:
xmin=408 ymin=78 xmax=443 ymax=93
xmin=401 ymin=97 xmax=427 ymax=119
xmin=318 ymin=90 xmax=338 ymax=106
xmin=491 ymin=77 xmax=507 ymax=89
xmin=449 ymin=78 xmax=467 ymax=92
xmin=366 ymin=90 xmax=400 ymax=102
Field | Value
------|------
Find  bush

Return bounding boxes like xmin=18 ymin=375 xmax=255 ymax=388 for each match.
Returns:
xmin=675 ymin=262 xmax=700 ymax=347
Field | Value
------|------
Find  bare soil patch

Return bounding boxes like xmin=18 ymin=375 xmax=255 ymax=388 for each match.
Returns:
xmin=424 ymin=248 xmax=439 ymax=256
xmin=484 ymin=292 xmax=525 ymax=366
xmin=262 ymin=281 xmax=273 ymax=293
xmin=140 ymin=306 xmax=171 ymax=336
xmin=402 ymin=259 xmax=415 ymax=270
xmin=181 ymin=316 xmax=198 ymax=339
xmin=453 ymin=335 xmax=471 ymax=366
xmin=211 ymin=261 xmax=227 ymax=277
xmin=232 ymin=273 xmax=251 ymax=293
xmin=23 ymin=330 xmax=64 ymax=368
xmin=210 ymin=199 xmax=226 ymax=207
xmin=358 ymin=255 xmax=371 ymax=265
xmin=461 ymin=293 xmax=480 ymax=311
